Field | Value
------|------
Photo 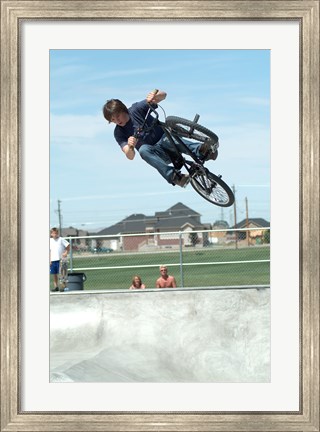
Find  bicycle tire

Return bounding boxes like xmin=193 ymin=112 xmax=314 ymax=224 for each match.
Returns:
xmin=166 ymin=116 xmax=219 ymax=144
xmin=190 ymin=168 xmax=234 ymax=207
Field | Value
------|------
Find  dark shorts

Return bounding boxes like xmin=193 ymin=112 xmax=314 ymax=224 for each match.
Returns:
xmin=50 ymin=260 xmax=60 ymax=275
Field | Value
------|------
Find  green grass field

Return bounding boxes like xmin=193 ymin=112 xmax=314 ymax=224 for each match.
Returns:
xmin=61 ymin=246 xmax=270 ymax=291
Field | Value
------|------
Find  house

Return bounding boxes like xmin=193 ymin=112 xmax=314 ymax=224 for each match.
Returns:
xmin=61 ymin=227 xmax=90 ymax=251
xmin=93 ymin=202 xmax=211 ymax=251
xmin=227 ymin=218 xmax=270 ymax=245
xmin=209 ymin=220 xmax=230 ymax=244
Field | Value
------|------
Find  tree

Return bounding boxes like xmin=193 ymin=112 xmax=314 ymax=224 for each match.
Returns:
xmin=263 ymin=229 xmax=270 ymax=244
xmin=189 ymin=231 xmax=199 ymax=246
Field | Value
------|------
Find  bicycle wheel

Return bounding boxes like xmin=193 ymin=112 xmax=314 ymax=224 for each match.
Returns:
xmin=190 ymin=168 xmax=234 ymax=207
xmin=166 ymin=116 xmax=219 ymax=144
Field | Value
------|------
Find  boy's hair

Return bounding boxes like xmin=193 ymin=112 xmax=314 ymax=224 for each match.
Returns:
xmin=50 ymin=227 xmax=59 ymax=233
xmin=102 ymin=99 xmax=129 ymax=122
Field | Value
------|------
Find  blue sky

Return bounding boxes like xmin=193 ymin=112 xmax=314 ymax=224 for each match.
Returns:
xmin=50 ymin=49 xmax=270 ymax=231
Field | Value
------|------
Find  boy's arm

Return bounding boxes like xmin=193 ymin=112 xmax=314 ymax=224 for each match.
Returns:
xmin=61 ymin=240 xmax=70 ymax=258
xmin=122 ymin=137 xmax=136 ymax=160
xmin=62 ymin=245 xmax=70 ymax=258
xmin=115 ymin=126 xmax=136 ymax=160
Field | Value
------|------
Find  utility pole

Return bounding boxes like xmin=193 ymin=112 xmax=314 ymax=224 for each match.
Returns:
xmin=245 ymin=197 xmax=250 ymax=246
xmin=220 ymin=207 xmax=224 ymax=222
xmin=232 ymin=185 xmax=238 ymax=249
xmin=57 ymin=200 xmax=62 ymax=234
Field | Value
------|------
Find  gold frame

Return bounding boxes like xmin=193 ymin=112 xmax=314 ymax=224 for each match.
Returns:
xmin=1 ymin=1 xmax=319 ymax=430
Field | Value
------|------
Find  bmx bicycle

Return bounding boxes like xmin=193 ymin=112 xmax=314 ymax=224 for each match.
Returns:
xmin=58 ymin=256 xmax=68 ymax=292
xmin=134 ymin=103 xmax=235 ymax=207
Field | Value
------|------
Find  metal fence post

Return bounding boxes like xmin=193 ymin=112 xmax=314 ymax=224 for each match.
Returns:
xmin=179 ymin=231 xmax=184 ymax=288
xmin=69 ymin=237 xmax=73 ymax=272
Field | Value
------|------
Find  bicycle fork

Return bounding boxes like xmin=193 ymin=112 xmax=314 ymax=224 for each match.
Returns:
xmin=189 ymin=164 xmax=218 ymax=194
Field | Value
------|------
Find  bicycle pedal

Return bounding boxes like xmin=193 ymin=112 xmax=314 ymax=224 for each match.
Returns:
xmin=173 ymin=173 xmax=190 ymax=188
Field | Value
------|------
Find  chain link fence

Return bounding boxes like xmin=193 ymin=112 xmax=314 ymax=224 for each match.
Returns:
xmin=51 ymin=227 xmax=270 ymax=291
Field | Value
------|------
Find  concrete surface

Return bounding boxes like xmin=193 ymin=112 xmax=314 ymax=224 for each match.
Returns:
xmin=50 ymin=286 xmax=270 ymax=383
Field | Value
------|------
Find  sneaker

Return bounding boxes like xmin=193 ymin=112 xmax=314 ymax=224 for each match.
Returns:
xmin=172 ymin=173 xmax=190 ymax=188
xmin=50 ymin=287 xmax=59 ymax=292
xmin=200 ymin=141 xmax=219 ymax=161
xmin=199 ymin=141 xmax=212 ymax=157
xmin=206 ymin=149 xmax=218 ymax=160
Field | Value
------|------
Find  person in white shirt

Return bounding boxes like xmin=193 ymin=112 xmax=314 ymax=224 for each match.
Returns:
xmin=50 ymin=227 xmax=70 ymax=291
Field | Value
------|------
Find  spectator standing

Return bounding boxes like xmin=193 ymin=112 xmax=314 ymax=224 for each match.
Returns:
xmin=50 ymin=227 xmax=70 ymax=292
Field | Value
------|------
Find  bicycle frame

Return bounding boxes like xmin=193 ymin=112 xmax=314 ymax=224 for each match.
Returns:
xmin=141 ymin=104 xmax=206 ymax=176
xmin=134 ymin=102 xmax=234 ymax=206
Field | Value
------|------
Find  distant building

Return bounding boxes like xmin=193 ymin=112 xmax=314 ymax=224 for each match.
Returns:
xmin=61 ymin=227 xmax=90 ymax=251
xmin=209 ymin=220 xmax=230 ymax=244
xmin=228 ymin=218 xmax=270 ymax=245
xmin=93 ymin=202 xmax=211 ymax=251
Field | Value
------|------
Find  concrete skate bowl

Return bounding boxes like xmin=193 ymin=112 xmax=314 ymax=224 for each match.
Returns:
xmin=50 ymin=286 xmax=270 ymax=383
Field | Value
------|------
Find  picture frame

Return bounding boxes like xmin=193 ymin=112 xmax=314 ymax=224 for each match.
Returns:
xmin=1 ymin=1 xmax=319 ymax=431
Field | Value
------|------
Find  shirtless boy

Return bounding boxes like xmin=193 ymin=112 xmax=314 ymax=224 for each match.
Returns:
xmin=156 ymin=265 xmax=177 ymax=288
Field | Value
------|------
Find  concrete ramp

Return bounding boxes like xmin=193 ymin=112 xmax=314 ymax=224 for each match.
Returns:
xmin=50 ymin=287 xmax=270 ymax=383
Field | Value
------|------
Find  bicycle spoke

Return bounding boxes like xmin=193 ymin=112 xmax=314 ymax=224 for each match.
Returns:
xmin=167 ymin=116 xmax=218 ymax=141
xmin=196 ymin=174 xmax=213 ymax=194
xmin=191 ymin=171 xmax=233 ymax=207
xmin=174 ymin=126 xmax=211 ymax=142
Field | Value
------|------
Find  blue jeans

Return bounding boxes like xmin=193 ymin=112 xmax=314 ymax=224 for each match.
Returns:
xmin=138 ymin=135 xmax=202 ymax=184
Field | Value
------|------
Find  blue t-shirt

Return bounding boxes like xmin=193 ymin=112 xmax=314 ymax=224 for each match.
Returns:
xmin=114 ymin=100 xmax=164 ymax=151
